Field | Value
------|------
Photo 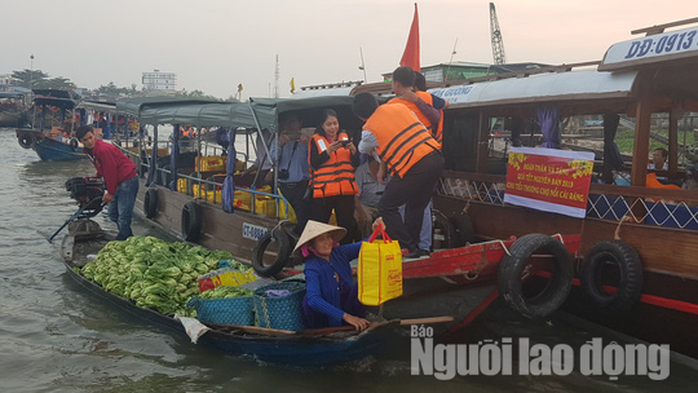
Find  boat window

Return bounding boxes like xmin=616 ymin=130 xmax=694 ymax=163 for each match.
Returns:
xmin=443 ymin=112 xmax=479 ymax=172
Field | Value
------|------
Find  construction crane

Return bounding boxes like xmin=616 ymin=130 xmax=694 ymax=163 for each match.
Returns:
xmin=489 ymin=2 xmax=507 ymax=65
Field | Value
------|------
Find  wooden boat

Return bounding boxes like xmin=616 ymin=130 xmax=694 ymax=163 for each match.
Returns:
xmin=0 ymin=86 xmax=30 ymax=127
xmin=426 ymin=18 xmax=698 ymax=357
xmin=105 ymin=90 xmax=595 ymax=335
xmin=15 ymin=89 xmax=86 ymax=161
xmin=58 ymin=217 xmax=403 ymax=368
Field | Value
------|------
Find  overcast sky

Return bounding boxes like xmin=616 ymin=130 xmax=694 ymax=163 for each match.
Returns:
xmin=1 ymin=0 xmax=694 ymax=99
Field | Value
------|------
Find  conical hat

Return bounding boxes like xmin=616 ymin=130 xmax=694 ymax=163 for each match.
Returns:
xmin=292 ymin=220 xmax=347 ymax=257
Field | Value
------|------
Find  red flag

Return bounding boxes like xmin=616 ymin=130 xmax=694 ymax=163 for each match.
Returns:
xmin=400 ymin=3 xmax=420 ymax=72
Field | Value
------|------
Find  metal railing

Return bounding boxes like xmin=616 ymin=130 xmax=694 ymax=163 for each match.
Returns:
xmin=118 ymin=140 xmax=290 ymax=220
xmin=438 ymin=173 xmax=698 ymax=230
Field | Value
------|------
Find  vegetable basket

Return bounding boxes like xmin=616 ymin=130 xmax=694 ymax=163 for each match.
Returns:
xmin=253 ymin=281 xmax=306 ymax=331
xmin=187 ymin=296 xmax=254 ymax=326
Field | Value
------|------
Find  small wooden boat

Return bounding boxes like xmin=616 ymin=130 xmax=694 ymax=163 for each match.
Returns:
xmin=16 ymin=89 xmax=86 ymax=161
xmin=58 ymin=218 xmax=411 ymax=368
xmin=0 ymin=86 xmax=30 ymax=127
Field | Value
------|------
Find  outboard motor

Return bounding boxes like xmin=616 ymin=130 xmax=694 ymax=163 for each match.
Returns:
xmin=65 ymin=177 xmax=105 ymax=210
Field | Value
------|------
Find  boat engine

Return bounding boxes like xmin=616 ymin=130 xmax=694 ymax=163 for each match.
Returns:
xmin=65 ymin=177 xmax=105 ymax=210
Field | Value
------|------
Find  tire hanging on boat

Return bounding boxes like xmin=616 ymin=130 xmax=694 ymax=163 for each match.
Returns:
xmin=252 ymin=229 xmax=292 ymax=277
xmin=497 ymin=234 xmax=573 ymax=319
xmin=431 ymin=209 xmax=456 ymax=249
xmin=69 ymin=138 xmax=79 ymax=151
xmin=579 ymin=240 xmax=643 ymax=312
xmin=449 ymin=213 xmax=475 ymax=247
xmin=143 ymin=188 xmax=159 ymax=219
xmin=181 ymin=202 xmax=203 ymax=242
xmin=18 ymin=132 xmax=35 ymax=149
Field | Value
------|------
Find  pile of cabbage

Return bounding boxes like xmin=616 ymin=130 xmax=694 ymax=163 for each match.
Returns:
xmin=79 ymin=236 xmax=250 ymax=317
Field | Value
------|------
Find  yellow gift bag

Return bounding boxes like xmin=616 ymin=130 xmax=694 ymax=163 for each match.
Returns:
xmin=358 ymin=225 xmax=403 ymax=306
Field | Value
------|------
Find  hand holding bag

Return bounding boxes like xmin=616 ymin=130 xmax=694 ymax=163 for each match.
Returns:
xmin=358 ymin=224 xmax=403 ymax=306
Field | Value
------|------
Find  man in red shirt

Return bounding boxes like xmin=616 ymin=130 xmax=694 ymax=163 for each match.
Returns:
xmin=76 ymin=125 xmax=139 ymax=240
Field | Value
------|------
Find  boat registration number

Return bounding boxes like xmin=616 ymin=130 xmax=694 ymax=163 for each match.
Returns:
xmin=242 ymin=223 xmax=268 ymax=241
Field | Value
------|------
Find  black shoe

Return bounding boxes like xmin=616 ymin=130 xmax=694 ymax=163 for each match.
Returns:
xmin=418 ymin=249 xmax=430 ymax=257
xmin=404 ymin=249 xmax=422 ymax=259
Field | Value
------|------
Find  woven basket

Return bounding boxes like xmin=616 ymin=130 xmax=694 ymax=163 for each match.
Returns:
xmin=187 ymin=296 xmax=254 ymax=326
xmin=253 ymin=281 xmax=306 ymax=331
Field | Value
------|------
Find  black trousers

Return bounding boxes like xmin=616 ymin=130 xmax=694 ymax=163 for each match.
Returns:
xmin=378 ymin=152 xmax=444 ymax=252
xmin=279 ymin=180 xmax=311 ymax=235
xmin=311 ymin=194 xmax=359 ymax=244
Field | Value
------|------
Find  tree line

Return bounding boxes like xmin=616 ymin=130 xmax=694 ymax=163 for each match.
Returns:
xmin=9 ymin=69 xmax=226 ymax=101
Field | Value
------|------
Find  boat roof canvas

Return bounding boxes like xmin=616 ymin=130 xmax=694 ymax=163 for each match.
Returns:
xmin=131 ymin=95 xmax=356 ymax=132
xmin=116 ymin=96 xmax=221 ymax=118
xmin=138 ymin=101 xmax=251 ymax=128
xmin=430 ymin=69 xmax=638 ymax=110
xmin=76 ymin=100 xmax=117 ymax=112
xmin=0 ymin=91 xmax=26 ymax=99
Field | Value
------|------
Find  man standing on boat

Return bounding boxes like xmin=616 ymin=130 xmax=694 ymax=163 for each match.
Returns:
xmin=388 ymin=66 xmax=443 ymax=256
xmin=353 ymin=93 xmax=443 ymax=258
xmin=76 ymin=125 xmax=139 ymax=240
xmin=269 ymin=112 xmax=313 ymax=235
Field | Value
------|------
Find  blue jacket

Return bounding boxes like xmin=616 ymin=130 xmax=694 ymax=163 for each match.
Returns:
xmin=303 ymin=241 xmax=362 ymax=327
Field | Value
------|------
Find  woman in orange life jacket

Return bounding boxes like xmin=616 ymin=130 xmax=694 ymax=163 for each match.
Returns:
xmin=308 ymin=109 xmax=360 ymax=243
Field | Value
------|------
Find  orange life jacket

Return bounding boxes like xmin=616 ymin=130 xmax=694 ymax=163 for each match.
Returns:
xmin=363 ymin=104 xmax=440 ymax=178
xmin=433 ymin=108 xmax=444 ymax=149
xmin=388 ymin=90 xmax=434 ymax=131
xmin=309 ymin=132 xmax=358 ymax=198
xmin=646 ymin=173 xmax=680 ymax=190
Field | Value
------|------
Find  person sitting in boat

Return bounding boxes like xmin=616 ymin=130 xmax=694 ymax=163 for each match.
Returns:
xmin=268 ymin=112 xmax=313 ymax=235
xmin=648 ymin=147 xmax=669 ymax=171
xmin=354 ymin=155 xmax=385 ymax=238
xmin=76 ymin=125 xmax=139 ymax=240
xmin=296 ymin=219 xmax=384 ymax=331
xmin=240 ymin=128 xmax=273 ymax=188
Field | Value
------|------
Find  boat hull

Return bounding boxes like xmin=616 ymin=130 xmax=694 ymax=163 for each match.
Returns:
xmin=16 ymin=128 xmax=86 ymax=161
xmin=60 ymin=229 xmax=389 ymax=368
xmin=435 ymin=194 xmax=698 ymax=358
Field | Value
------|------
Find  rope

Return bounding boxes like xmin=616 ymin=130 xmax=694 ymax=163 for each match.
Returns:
xmin=614 ymin=215 xmax=634 ymax=240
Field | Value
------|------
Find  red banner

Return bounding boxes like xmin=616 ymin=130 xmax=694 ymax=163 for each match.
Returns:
xmin=504 ymin=148 xmax=595 ymax=218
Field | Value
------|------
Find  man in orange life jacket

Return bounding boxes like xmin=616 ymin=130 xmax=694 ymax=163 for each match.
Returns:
xmin=388 ymin=66 xmax=444 ymax=256
xmin=353 ymin=93 xmax=444 ymax=258
xmin=414 ymin=71 xmax=449 ymax=148
xmin=388 ymin=66 xmax=442 ymax=136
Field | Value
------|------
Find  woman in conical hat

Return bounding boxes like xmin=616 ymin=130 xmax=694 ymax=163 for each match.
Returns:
xmin=298 ymin=218 xmax=384 ymax=331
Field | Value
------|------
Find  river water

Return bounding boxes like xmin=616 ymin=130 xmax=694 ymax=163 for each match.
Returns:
xmin=1 ymin=129 xmax=696 ymax=392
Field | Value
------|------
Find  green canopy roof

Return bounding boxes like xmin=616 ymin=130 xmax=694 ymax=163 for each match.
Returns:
xmin=115 ymin=96 xmax=221 ymax=118
xmin=117 ymin=95 xmax=359 ymax=133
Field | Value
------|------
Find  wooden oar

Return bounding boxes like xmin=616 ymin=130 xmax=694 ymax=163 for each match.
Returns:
xmin=207 ymin=322 xmax=295 ymax=336
xmin=297 ymin=316 xmax=455 ymax=336
xmin=210 ymin=316 xmax=455 ymax=337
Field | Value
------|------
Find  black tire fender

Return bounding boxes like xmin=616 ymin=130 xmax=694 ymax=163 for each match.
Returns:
xmin=580 ymin=240 xmax=643 ymax=312
xmin=69 ymin=138 xmax=79 ymax=151
xmin=431 ymin=209 xmax=457 ymax=249
xmin=181 ymin=202 xmax=203 ymax=242
xmin=498 ymin=234 xmax=573 ymax=319
xmin=143 ymin=188 xmax=159 ymax=219
xmin=450 ymin=213 xmax=475 ymax=246
xmin=252 ymin=229 xmax=292 ymax=277
xmin=18 ymin=132 xmax=35 ymax=149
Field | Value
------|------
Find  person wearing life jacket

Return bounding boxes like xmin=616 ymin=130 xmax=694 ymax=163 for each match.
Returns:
xmin=308 ymin=109 xmax=360 ymax=243
xmin=414 ymin=71 xmax=449 ymax=148
xmin=389 ymin=67 xmax=448 ymax=256
xmin=353 ymin=93 xmax=444 ymax=258
xmin=387 ymin=66 xmax=441 ymax=139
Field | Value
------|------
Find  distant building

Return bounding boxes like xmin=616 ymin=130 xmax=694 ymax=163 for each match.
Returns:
xmin=382 ymin=62 xmax=552 ymax=84
xmin=0 ymin=75 xmax=20 ymax=85
xmin=142 ymin=70 xmax=177 ymax=91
